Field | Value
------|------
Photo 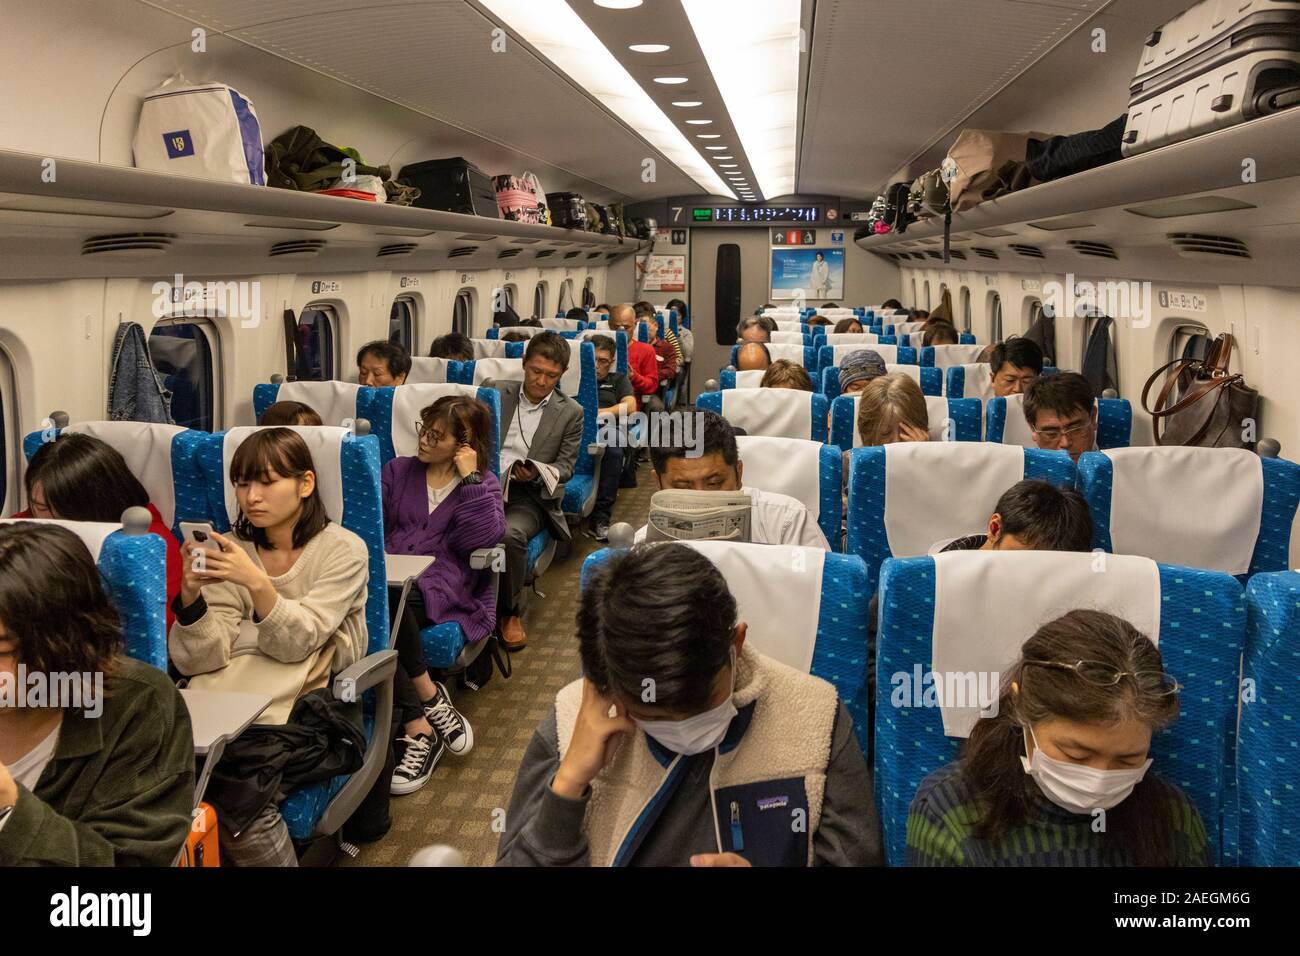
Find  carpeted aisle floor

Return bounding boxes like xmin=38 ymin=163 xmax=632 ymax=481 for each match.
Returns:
xmin=343 ymin=460 xmax=656 ymax=867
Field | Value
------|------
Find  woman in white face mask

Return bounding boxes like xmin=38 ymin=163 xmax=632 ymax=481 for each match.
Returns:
xmin=906 ymin=609 xmax=1207 ymax=867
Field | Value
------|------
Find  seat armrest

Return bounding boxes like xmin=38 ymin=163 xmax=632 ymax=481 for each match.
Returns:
xmin=332 ymin=649 xmax=398 ymax=700
xmin=470 ymin=546 xmax=505 ymax=571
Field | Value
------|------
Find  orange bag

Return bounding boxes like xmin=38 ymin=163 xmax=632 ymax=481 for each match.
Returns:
xmin=177 ymin=802 xmax=220 ymax=867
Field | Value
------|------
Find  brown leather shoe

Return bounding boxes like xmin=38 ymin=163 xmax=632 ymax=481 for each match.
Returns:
xmin=501 ymin=616 xmax=528 ymax=652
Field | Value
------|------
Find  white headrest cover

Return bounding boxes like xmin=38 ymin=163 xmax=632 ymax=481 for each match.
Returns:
xmin=953 ymin=363 xmax=994 ymax=400
xmin=471 ymin=339 xmax=509 ymax=360
xmin=734 ymin=370 xmax=765 ymax=388
xmin=390 ymin=384 xmax=482 ymax=458
xmin=759 ymin=343 xmax=808 ymax=367
xmin=773 ymin=320 xmax=805 ymax=332
xmin=276 ymin=381 xmax=360 ymax=431
xmin=405 ymin=357 xmax=450 ymax=385
xmin=905 ymin=332 xmax=925 ymax=349
xmin=831 ymin=343 xmax=898 ymax=366
xmin=64 ymin=421 xmax=185 ymax=528
xmin=542 ymin=317 xmax=582 ymax=330
xmin=586 ymin=321 xmax=611 ymax=332
xmin=823 ymin=333 xmax=882 ymax=347
xmin=736 ymin=436 xmax=823 ymax=522
xmin=473 ymin=357 xmax=524 ymax=386
xmin=222 ymin=426 xmax=348 ymax=524
xmin=769 ymin=331 xmax=807 ymax=344
xmin=721 ymin=389 xmax=813 ymax=440
xmin=882 ymin=443 xmax=1026 ymax=557
xmin=929 ymin=344 xmax=987 ymax=370
xmin=931 ymin=551 xmax=1161 ymax=737
xmin=895 ymin=321 xmax=926 ymax=335
xmin=0 ymin=517 xmax=122 ymax=562
xmin=887 ymin=363 xmax=922 ymax=386
xmin=1106 ymin=446 xmax=1263 ymax=575
xmin=501 ymin=326 xmax=544 ymax=338
xmin=685 ymin=540 xmax=825 ymax=673
xmin=999 ymin=393 xmax=1037 ymax=447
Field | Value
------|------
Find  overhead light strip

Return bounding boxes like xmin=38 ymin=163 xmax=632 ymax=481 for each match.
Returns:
xmin=478 ymin=0 xmax=736 ymax=198
xmin=680 ymin=0 xmax=800 ymax=198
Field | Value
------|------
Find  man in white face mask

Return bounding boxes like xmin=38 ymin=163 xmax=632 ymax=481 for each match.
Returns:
xmin=906 ymin=609 xmax=1208 ymax=867
xmin=496 ymin=543 xmax=882 ymax=868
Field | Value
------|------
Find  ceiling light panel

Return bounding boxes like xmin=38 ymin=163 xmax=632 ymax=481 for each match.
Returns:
xmin=479 ymin=0 xmax=736 ymax=197
xmin=680 ymin=0 xmax=800 ymax=197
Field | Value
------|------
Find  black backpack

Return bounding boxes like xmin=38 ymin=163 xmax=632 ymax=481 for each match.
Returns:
xmin=884 ymin=182 xmax=915 ymax=234
xmin=459 ymin=636 xmax=511 ymax=691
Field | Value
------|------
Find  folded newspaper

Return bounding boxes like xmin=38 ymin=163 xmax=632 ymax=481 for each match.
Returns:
xmin=645 ymin=490 xmax=752 ymax=542
xmin=502 ymin=459 xmax=561 ymax=500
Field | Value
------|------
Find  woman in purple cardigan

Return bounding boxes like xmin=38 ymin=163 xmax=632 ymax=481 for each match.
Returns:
xmin=382 ymin=395 xmax=506 ymax=795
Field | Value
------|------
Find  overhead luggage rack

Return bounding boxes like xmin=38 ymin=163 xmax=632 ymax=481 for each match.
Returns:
xmin=854 ymin=108 xmax=1300 ymax=285
xmin=0 ymin=148 xmax=649 ymax=279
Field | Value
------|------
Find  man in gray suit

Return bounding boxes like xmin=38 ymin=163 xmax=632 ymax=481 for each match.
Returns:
xmin=487 ymin=331 xmax=584 ymax=651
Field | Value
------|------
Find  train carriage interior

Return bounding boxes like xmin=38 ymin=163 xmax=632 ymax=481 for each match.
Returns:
xmin=1 ymin=0 xmax=1299 ymax=909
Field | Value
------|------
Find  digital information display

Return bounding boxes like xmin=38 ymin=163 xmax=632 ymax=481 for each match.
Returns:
xmin=693 ymin=206 xmax=821 ymax=223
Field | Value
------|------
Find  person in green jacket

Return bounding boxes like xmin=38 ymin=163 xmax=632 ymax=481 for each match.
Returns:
xmin=0 ymin=523 xmax=194 ymax=866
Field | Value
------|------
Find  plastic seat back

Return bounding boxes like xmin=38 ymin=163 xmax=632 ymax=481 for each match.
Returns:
xmin=829 ymin=395 xmax=981 ymax=451
xmin=735 ymin=436 xmax=843 ymax=548
xmin=698 ymin=389 xmax=829 ymax=442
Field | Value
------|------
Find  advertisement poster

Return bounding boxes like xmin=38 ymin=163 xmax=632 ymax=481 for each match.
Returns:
xmin=770 ymin=248 xmax=844 ymax=300
xmin=644 ymin=254 xmax=686 ymax=292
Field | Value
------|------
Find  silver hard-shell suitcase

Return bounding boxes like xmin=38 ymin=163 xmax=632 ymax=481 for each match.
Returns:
xmin=1122 ymin=0 xmax=1300 ymax=156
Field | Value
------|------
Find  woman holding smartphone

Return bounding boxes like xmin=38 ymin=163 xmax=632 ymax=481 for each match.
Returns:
xmin=381 ymin=396 xmax=506 ymax=795
xmin=168 ymin=427 xmax=369 ymax=866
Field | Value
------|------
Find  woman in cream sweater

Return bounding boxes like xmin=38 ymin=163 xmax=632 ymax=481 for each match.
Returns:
xmin=169 ymin=427 xmax=369 ymax=866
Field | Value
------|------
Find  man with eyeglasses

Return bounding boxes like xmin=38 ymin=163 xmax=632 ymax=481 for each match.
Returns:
xmin=1024 ymin=372 xmax=1099 ymax=463
xmin=590 ymin=335 xmax=636 ymax=542
xmin=484 ymin=331 xmax=584 ymax=650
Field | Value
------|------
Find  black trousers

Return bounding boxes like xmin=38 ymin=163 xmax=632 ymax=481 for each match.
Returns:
xmin=500 ymin=494 xmax=548 ymax=617
xmin=389 ymin=584 xmax=433 ymax=727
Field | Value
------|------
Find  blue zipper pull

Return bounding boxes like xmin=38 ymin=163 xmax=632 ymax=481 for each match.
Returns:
xmin=729 ymin=800 xmax=744 ymax=852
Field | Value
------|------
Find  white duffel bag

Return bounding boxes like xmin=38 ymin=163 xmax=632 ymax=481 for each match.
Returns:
xmin=133 ymin=75 xmax=265 ymax=185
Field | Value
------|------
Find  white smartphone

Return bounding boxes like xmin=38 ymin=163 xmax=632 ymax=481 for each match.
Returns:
xmin=179 ymin=521 xmax=220 ymax=552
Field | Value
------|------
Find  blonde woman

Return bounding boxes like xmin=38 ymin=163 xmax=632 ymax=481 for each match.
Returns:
xmin=856 ymin=373 xmax=930 ymax=446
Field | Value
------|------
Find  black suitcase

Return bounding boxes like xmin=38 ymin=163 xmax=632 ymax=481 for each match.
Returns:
xmin=549 ymin=191 xmax=588 ymax=230
xmin=1122 ymin=0 xmax=1300 ymax=157
xmin=396 ymin=157 xmax=500 ymax=218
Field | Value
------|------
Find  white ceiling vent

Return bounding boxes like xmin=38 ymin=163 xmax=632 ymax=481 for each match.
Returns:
xmin=269 ymin=239 xmax=327 ymax=258
xmin=377 ymin=243 xmax=418 ymax=258
xmin=1168 ymin=233 xmax=1251 ymax=260
xmin=448 ymin=246 xmax=479 ymax=258
xmin=81 ymin=232 xmax=177 ymax=256
xmin=1009 ymin=244 xmax=1045 ymax=260
xmin=973 ymin=247 xmax=1000 ymax=260
xmin=1067 ymin=240 xmax=1118 ymax=260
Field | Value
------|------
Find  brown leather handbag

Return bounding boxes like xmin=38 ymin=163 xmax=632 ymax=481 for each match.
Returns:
xmin=1141 ymin=333 xmax=1259 ymax=448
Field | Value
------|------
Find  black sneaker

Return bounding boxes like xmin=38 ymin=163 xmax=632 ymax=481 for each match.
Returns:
xmin=390 ymin=732 xmax=444 ymax=795
xmin=594 ymin=521 xmax=610 ymax=542
xmin=424 ymin=681 xmax=474 ymax=755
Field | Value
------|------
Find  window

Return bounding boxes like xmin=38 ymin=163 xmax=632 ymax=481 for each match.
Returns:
xmin=960 ymin=287 xmax=972 ymax=333
xmin=295 ymin=307 xmax=336 ymax=382
xmin=988 ymin=292 xmax=1003 ymax=342
xmin=150 ymin=319 xmax=219 ymax=431
xmin=924 ymin=281 xmax=931 ymax=310
xmin=452 ymin=289 xmax=475 ymax=337
xmin=582 ymin=277 xmax=595 ymax=308
xmin=1170 ymin=324 xmax=1211 ymax=364
xmin=533 ymin=282 xmax=548 ymax=320
xmin=911 ymin=278 xmax=917 ymax=308
xmin=557 ymin=279 xmax=574 ymax=313
xmin=389 ymin=298 xmax=415 ymax=351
